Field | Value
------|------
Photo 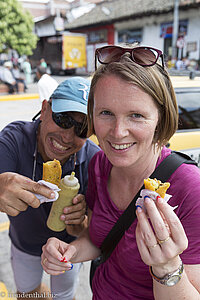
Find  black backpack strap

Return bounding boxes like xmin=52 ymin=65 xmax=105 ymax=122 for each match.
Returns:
xmin=150 ymin=151 xmax=197 ymax=182
xmin=101 ymin=151 xmax=197 ymax=262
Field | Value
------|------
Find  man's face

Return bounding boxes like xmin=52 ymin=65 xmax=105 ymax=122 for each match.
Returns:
xmin=38 ymin=100 xmax=86 ymax=164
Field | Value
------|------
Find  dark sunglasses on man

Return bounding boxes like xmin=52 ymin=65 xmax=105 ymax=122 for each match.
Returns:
xmin=32 ymin=103 xmax=88 ymax=139
xmin=95 ymin=45 xmax=165 ymax=70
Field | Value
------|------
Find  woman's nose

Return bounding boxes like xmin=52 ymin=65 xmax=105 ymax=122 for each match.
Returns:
xmin=111 ymin=118 xmax=129 ymax=138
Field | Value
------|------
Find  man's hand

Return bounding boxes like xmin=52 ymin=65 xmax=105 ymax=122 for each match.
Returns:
xmin=0 ymin=172 xmax=56 ymax=216
xmin=60 ymin=194 xmax=88 ymax=236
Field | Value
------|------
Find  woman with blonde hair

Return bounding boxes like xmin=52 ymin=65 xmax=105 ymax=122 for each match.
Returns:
xmin=41 ymin=45 xmax=200 ymax=300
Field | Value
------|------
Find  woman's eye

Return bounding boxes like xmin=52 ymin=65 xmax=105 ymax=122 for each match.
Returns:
xmin=100 ymin=110 xmax=112 ymax=116
xmin=131 ymin=113 xmax=143 ymax=119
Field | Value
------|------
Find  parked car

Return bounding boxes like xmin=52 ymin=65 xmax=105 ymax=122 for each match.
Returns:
xmin=168 ymin=77 xmax=200 ymax=166
xmin=90 ymin=76 xmax=200 ymax=167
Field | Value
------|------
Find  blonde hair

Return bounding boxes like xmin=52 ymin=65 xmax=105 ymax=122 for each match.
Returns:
xmin=87 ymin=53 xmax=178 ymax=148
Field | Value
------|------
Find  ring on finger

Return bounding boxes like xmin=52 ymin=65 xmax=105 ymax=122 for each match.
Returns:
xmin=147 ymin=243 xmax=158 ymax=249
xmin=43 ymin=257 xmax=48 ymax=265
xmin=157 ymin=236 xmax=170 ymax=245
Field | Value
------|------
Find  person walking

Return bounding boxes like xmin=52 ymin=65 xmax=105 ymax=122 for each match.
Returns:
xmin=36 ymin=66 xmax=58 ymax=102
xmin=22 ymin=58 xmax=32 ymax=85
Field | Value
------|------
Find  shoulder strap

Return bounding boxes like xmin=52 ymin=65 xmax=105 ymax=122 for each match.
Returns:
xmin=151 ymin=151 xmax=197 ymax=182
xmin=101 ymin=151 xmax=197 ymax=262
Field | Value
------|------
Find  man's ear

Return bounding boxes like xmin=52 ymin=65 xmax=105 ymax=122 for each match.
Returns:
xmin=40 ymin=100 xmax=49 ymax=120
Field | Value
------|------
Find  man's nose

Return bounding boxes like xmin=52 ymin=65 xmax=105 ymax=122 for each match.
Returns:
xmin=60 ymin=126 xmax=76 ymax=141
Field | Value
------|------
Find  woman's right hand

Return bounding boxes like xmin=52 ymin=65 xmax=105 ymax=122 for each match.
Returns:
xmin=41 ymin=237 xmax=76 ymax=275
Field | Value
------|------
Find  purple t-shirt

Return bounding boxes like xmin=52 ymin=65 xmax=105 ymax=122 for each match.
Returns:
xmin=86 ymin=147 xmax=200 ymax=300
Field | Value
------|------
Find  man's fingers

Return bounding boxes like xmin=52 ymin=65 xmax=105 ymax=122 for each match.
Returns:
xmin=72 ymin=194 xmax=85 ymax=205
xmin=26 ymin=181 xmax=56 ymax=201
xmin=3 ymin=205 xmax=21 ymax=217
xmin=15 ymin=188 xmax=40 ymax=209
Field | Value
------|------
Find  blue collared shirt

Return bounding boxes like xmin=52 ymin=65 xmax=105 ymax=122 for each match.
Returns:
xmin=0 ymin=119 xmax=100 ymax=255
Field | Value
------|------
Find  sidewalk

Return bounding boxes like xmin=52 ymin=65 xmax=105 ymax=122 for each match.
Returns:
xmin=0 ymin=82 xmax=39 ymax=102
xmin=0 ymin=215 xmax=92 ymax=300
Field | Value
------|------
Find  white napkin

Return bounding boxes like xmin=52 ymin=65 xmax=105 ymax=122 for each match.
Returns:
xmin=135 ymin=189 xmax=178 ymax=213
xmin=35 ymin=180 xmax=61 ymax=204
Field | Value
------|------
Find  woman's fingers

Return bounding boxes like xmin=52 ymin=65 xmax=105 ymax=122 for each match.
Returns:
xmin=136 ymin=196 xmax=188 ymax=266
xmin=144 ymin=196 xmax=170 ymax=241
xmin=156 ymin=197 xmax=188 ymax=249
xmin=41 ymin=238 xmax=75 ymax=275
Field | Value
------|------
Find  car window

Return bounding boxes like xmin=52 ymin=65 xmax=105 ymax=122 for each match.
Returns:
xmin=175 ymin=89 xmax=200 ymax=130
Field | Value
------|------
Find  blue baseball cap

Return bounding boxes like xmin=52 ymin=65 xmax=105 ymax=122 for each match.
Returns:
xmin=51 ymin=77 xmax=91 ymax=115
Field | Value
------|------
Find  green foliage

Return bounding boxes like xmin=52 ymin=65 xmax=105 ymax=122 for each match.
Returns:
xmin=0 ymin=0 xmax=38 ymax=55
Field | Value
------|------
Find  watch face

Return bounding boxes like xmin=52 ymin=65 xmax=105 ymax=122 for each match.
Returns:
xmin=167 ymin=275 xmax=180 ymax=287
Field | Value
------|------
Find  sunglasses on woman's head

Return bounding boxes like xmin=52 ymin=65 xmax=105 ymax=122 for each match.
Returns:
xmin=95 ymin=45 xmax=164 ymax=70
xmin=52 ymin=112 xmax=88 ymax=139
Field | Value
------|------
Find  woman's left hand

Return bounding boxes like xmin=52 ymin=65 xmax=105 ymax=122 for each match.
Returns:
xmin=136 ymin=196 xmax=188 ymax=277
xmin=41 ymin=237 xmax=76 ymax=275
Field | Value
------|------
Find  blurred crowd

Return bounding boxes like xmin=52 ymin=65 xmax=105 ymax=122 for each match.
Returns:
xmin=0 ymin=57 xmax=52 ymax=95
xmin=166 ymin=56 xmax=199 ymax=71
xmin=0 ymin=59 xmax=31 ymax=94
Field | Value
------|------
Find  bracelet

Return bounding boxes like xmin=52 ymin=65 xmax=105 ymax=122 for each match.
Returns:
xmin=149 ymin=260 xmax=184 ymax=287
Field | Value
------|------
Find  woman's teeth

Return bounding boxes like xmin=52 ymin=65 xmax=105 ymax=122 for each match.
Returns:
xmin=111 ymin=143 xmax=133 ymax=150
xmin=52 ymin=139 xmax=67 ymax=151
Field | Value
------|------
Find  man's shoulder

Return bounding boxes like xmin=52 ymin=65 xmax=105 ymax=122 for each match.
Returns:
xmin=76 ymin=139 xmax=100 ymax=164
xmin=84 ymin=138 xmax=100 ymax=155
xmin=0 ymin=120 xmax=38 ymax=150
xmin=1 ymin=120 xmax=26 ymax=135
xmin=1 ymin=120 xmax=36 ymax=134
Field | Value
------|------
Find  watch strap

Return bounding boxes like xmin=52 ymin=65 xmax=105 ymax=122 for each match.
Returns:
xmin=149 ymin=259 xmax=184 ymax=286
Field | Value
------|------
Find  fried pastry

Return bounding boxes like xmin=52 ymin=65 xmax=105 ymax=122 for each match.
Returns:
xmin=42 ymin=159 xmax=62 ymax=186
xmin=144 ymin=178 xmax=170 ymax=198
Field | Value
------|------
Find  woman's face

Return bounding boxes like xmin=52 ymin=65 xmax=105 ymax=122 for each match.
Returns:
xmin=93 ymin=75 xmax=159 ymax=169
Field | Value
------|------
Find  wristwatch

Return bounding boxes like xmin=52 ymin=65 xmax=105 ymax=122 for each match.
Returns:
xmin=149 ymin=260 xmax=184 ymax=287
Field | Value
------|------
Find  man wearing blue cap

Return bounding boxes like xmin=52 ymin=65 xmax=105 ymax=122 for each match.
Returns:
xmin=0 ymin=77 xmax=100 ymax=300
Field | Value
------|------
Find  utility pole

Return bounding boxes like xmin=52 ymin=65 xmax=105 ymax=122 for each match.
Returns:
xmin=172 ymin=0 xmax=180 ymax=59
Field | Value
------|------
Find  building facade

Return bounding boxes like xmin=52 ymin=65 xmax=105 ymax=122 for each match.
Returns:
xmin=65 ymin=0 xmax=200 ymax=72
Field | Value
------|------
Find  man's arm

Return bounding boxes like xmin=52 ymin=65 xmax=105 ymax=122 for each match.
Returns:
xmin=0 ymin=172 xmax=56 ymax=216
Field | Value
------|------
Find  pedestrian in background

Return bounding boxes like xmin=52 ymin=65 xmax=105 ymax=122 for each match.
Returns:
xmin=36 ymin=66 xmax=58 ymax=102
xmin=11 ymin=63 xmax=27 ymax=92
xmin=22 ymin=58 xmax=32 ymax=85
xmin=40 ymin=58 xmax=47 ymax=69
xmin=0 ymin=61 xmax=18 ymax=94
xmin=42 ymin=45 xmax=200 ymax=300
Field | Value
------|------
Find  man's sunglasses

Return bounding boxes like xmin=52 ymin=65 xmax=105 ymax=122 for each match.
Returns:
xmin=95 ymin=45 xmax=164 ymax=70
xmin=52 ymin=111 xmax=88 ymax=139
xmin=32 ymin=103 xmax=88 ymax=139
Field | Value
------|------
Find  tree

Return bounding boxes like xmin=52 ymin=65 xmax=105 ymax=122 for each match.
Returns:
xmin=0 ymin=0 xmax=38 ymax=56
